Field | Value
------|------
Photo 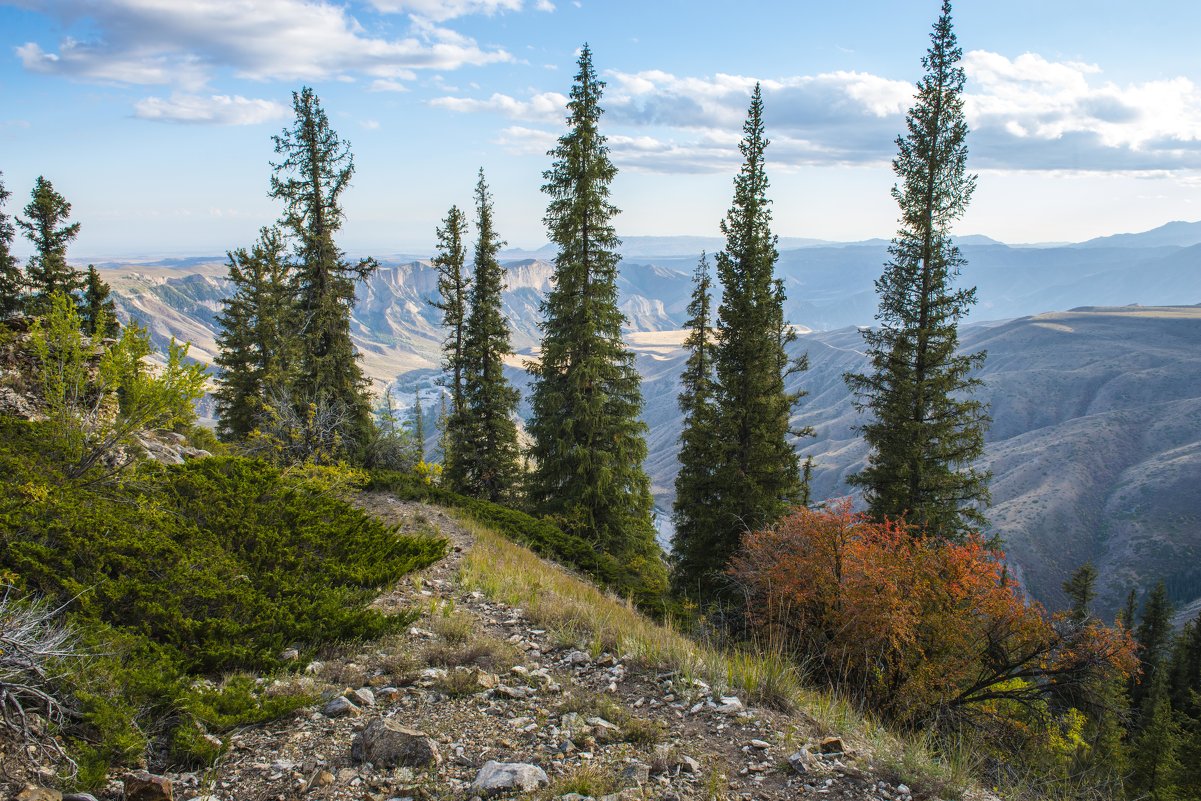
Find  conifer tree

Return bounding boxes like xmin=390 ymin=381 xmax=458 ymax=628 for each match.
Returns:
xmin=675 ymin=86 xmax=810 ymax=601
xmin=430 ymin=205 xmax=471 ymax=412
xmin=429 ymin=204 xmax=471 ymax=488
xmin=1128 ymin=672 xmax=1182 ymax=801
xmin=458 ymin=169 xmax=522 ymax=503
xmin=0 ymin=172 xmax=23 ymax=318
xmin=527 ymin=44 xmax=659 ymax=565
xmin=17 ymin=176 xmax=84 ymax=315
xmin=1134 ymin=581 xmax=1174 ymax=711
xmin=271 ymin=86 xmax=376 ymax=455
xmin=672 ymin=253 xmax=723 ymax=595
xmin=80 ymin=265 xmax=119 ymax=338
xmin=214 ymin=227 xmax=294 ymax=441
xmin=844 ymin=0 xmax=990 ymax=541
xmin=413 ymin=391 xmax=425 ymax=463
xmin=1120 ymin=588 xmax=1138 ymax=630
xmin=1063 ymin=562 xmax=1099 ymax=625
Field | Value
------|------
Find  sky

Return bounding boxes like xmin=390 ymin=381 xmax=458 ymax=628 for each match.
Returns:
xmin=2 ymin=0 xmax=1200 ymax=258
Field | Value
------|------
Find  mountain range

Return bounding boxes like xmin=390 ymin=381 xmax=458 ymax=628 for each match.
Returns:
xmin=98 ymin=220 xmax=1201 ymax=622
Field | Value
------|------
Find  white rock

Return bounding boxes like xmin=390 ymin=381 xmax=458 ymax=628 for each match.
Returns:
xmin=470 ymin=761 xmax=549 ymax=795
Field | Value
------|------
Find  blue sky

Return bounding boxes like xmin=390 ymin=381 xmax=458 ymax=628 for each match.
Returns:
xmin=2 ymin=0 xmax=1200 ymax=257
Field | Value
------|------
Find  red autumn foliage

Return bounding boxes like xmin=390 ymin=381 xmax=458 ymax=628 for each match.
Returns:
xmin=728 ymin=499 xmax=1137 ymax=725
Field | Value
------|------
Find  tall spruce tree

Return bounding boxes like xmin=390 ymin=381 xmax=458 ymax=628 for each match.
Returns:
xmin=0 ymin=171 xmax=23 ymax=318
xmin=674 ymin=86 xmax=810 ymax=601
xmin=80 ymin=265 xmax=118 ymax=337
xmin=672 ymin=253 xmax=723 ymax=596
xmin=844 ymin=0 xmax=990 ymax=541
xmin=458 ymin=169 xmax=522 ymax=502
xmin=526 ymin=44 xmax=659 ymax=566
xmin=1134 ymin=581 xmax=1174 ymax=711
xmin=429 ymin=204 xmax=472 ymax=488
xmin=18 ymin=176 xmax=84 ymax=315
xmin=271 ymin=86 xmax=376 ymax=455
xmin=413 ymin=391 xmax=425 ymax=462
xmin=214 ymin=227 xmax=294 ymax=441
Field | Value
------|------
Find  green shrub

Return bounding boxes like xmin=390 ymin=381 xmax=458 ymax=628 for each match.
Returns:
xmin=0 ymin=417 xmax=445 ymax=784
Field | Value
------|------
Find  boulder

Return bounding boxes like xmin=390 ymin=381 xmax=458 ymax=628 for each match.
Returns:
xmin=620 ymin=761 xmax=650 ymax=786
xmin=123 ymin=771 xmax=173 ymax=801
xmin=470 ymin=761 xmax=549 ymax=795
xmin=16 ymin=787 xmax=62 ymax=801
xmin=349 ymin=687 xmax=375 ymax=707
xmin=322 ymin=696 xmax=362 ymax=718
xmin=351 ymin=719 xmax=441 ymax=768
xmin=787 ymin=749 xmax=814 ymax=774
xmin=819 ymin=736 xmax=844 ymax=755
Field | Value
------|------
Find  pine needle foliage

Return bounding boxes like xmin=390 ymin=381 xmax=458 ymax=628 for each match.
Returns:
xmin=674 ymin=86 xmax=810 ymax=601
xmin=0 ymin=171 xmax=22 ymax=318
xmin=271 ymin=86 xmax=376 ymax=455
xmin=429 ymin=204 xmax=472 ymax=487
xmin=671 ymin=253 xmax=723 ymax=595
xmin=844 ymin=0 xmax=990 ymax=541
xmin=80 ymin=265 xmax=118 ymax=338
xmin=214 ymin=227 xmax=295 ymax=442
xmin=526 ymin=45 xmax=662 ymax=584
xmin=458 ymin=169 xmax=522 ymax=503
xmin=17 ymin=176 xmax=84 ymax=315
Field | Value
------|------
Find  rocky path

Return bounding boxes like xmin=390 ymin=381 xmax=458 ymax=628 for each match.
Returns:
xmin=91 ymin=495 xmax=929 ymax=801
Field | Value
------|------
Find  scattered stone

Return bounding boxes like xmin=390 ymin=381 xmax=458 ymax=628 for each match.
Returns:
xmin=897 ymin=784 xmax=911 ymax=795
xmin=350 ymin=719 xmax=441 ymax=768
xmin=749 ymin=739 xmax=771 ymax=749
xmin=306 ymin=770 xmax=336 ymax=790
xmin=787 ymin=749 xmax=814 ymax=774
xmin=620 ymin=761 xmax=650 ymax=786
xmin=470 ymin=761 xmax=549 ymax=795
xmin=565 ymin=650 xmax=591 ymax=666
xmin=819 ymin=736 xmax=844 ymax=755
xmin=123 ymin=771 xmax=173 ymax=801
xmin=63 ymin=794 xmax=99 ymax=801
xmin=349 ymin=687 xmax=376 ymax=707
xmin=280 ymin=647 xmax=300 ymax=661
xmin=716 ymin=696 xmax=744 ymax=715
xmin=470 ymin=668 xmax=500 ymax=690
xmin=321 ymin=696 xmax=362 ymax=718
xmin=495 ymin=684 xmax=531 ymax=700
xmin=678 ymin=755 xmax=701 ymax=775
xmin=16 ymin=787 xmax=61 ymax=801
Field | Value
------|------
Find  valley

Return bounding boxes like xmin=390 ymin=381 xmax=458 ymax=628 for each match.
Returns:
xmin=97 ymin=225 xmax=1201 ymax=623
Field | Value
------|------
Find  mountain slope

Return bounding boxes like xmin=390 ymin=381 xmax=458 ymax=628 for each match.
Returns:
xmin=639 ymin=307 xmax=1201 ymax=621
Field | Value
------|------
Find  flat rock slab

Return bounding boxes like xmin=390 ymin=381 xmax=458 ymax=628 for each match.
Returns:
xmin=123 ymin=771 xmax=173 ymax=801
xmin=351 ymin=719 xmax=441 ymax=768
xmin=470 ymin=761 xmax=549 ymax=795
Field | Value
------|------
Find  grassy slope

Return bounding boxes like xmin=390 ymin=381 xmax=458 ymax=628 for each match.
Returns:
xmin=455 ymin=512 xmax=983 ymax=799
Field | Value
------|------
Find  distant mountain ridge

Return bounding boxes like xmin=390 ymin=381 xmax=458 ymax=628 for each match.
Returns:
xmin=96 ymin=222 xmax=1201 ymax=623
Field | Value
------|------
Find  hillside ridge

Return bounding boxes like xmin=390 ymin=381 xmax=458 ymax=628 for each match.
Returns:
xmin=22 ymin=495 xmax=990 ymax=801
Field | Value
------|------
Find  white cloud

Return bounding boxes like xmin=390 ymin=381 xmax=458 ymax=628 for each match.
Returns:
xmin=16 ymin=0 xmax=513 ymax=88
xmin=366 ymin=0 xmax=554 ymax=20
xmin=449 ymin=53 xmax=1201 ymax=174
xmin=431 ymin=90 xmax=567 ymax=121
xmin=962 ymin=50 xmax=1201 ymax=169
xmin=368 ymin=0 xmax=522 ymax=21
xmin=369 ymin=79 xmax=410 ymax=92
xmin=495 ymin=125 xmax=556 ymax=155
xmin=133 ymin=93 xmax=290 ymax=125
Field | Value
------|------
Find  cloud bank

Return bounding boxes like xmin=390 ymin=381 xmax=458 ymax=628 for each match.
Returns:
xmin=434 ymin=51 xmax=1201 ymax=174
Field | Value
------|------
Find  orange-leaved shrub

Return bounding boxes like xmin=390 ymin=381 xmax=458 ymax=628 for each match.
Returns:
xmin=729 ymin=499 xmax=1136 ymax=726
